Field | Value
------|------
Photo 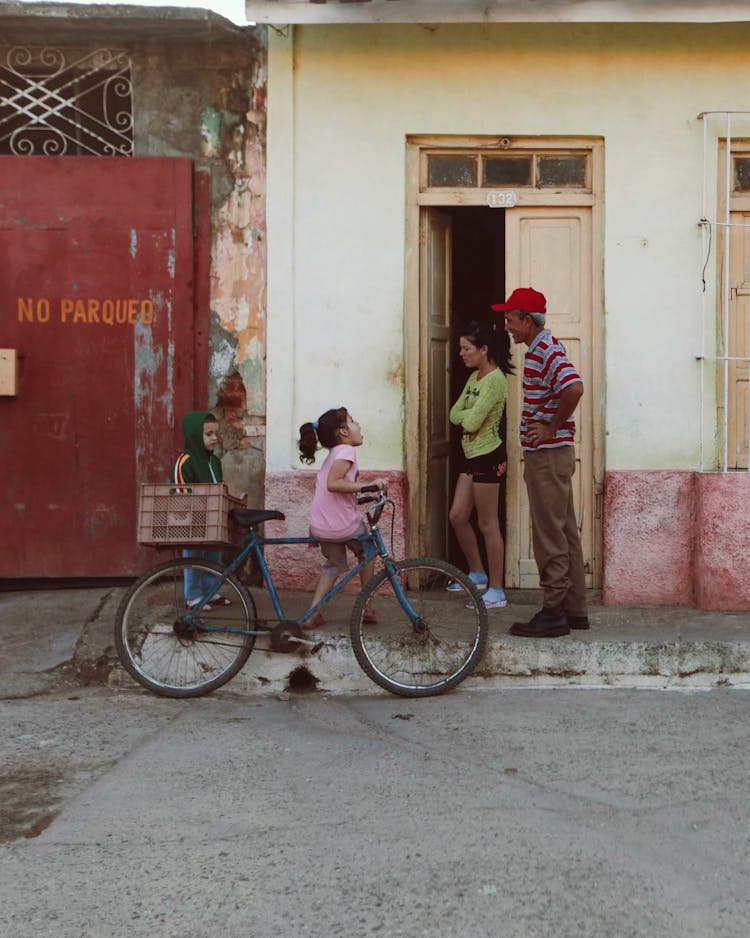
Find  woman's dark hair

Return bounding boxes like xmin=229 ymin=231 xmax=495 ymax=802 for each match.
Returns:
xmin=460 ymin=320 xmax=514 ymax=375
xmin=298 ymin=407 xmax=350 ymax=465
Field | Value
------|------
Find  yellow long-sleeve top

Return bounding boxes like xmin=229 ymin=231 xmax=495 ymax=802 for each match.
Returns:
xmin=449 ymin=368 xmax=508 ymax=459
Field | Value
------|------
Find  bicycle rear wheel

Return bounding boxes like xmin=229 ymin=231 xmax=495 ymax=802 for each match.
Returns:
xmin=115 ymin=558 xmax=256 ymax=698
xmin=350 ymin=557 xmax=488 ymax=697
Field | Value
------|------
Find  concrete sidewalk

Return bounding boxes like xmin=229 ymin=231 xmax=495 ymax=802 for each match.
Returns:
xmin=3 ymin=585 xmax=750 ymax=699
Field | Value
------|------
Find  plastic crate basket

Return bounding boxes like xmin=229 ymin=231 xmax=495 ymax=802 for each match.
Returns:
xmin=137 ymin=483 xmax=246 ymax=548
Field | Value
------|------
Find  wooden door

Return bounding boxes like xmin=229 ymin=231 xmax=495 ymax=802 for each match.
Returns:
xmin=0 ymin=156 xmax=202 ymax=578
xmin=716 ymin=141 xmax=750 ymax=470
xmin=721 ymin=209 xmax=750 ymax=468
xmin=504 ymin=207 xmax=598 ymax=588
xmin=419 ymin=209 xmax=452 ymax=560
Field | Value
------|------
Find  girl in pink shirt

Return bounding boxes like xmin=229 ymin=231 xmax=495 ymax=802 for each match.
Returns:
xmin=298 ymin=407 xmax=385 ymax=630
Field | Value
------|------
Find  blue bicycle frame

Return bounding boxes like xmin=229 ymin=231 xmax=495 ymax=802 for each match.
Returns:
xmin=183 ymin=518 xmax=420 ymax=635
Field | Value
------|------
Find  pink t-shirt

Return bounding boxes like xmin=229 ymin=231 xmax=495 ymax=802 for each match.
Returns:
xmin=309 ymin=444 xmax=361 ymax=540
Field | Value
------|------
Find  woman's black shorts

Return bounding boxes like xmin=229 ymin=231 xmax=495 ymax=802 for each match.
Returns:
xmin=460 ymin=444 xmax=507 ymax=484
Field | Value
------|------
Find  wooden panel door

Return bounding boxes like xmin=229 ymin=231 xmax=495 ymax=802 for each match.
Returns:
xmin=0 ymin=156 xmax=200 ymax=578
xmin=419 ymin=208 xmax=452 ymax=560
xmin=504 ymin=207 xmax=597 ymax=588
xmin=722 ymin=210 xmax=750 ymax=468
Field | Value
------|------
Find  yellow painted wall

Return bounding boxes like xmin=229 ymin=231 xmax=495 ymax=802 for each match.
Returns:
xmin=266 ymin=22 xmax=749 ymax=471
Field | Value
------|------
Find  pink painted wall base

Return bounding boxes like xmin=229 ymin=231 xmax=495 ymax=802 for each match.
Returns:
xmin=603 ymin=470 xmax=750 ymax=611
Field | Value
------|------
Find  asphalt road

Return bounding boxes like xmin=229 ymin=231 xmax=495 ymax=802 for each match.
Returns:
xmin=1 ymin=686 xmax=749 ymax=938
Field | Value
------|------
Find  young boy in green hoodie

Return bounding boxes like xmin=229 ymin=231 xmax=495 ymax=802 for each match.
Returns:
xmin=171 ymin=411 xmax=223 ymax=488
xmin=170 ymin=411 xmax=231 ymax=609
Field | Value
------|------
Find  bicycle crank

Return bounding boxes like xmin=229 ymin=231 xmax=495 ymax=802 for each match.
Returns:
xmin=270 ymin=623 xmax=324 ymax=655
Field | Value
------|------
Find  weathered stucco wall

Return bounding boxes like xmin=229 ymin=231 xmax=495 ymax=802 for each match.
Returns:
xmin=603 ymin=471 xmax=696 ymax=606
xmin=604 ymin=470 xmax=750 ymax=611
xmin=694 ymin=474 xmax=750 ymax=611
xmin=265 ymin=22 xmax=750 ymax=476
xmin=134 ymin=31 xmax=268 ymax=505
xmin=265 ymin=20 xmax=750 ymax=607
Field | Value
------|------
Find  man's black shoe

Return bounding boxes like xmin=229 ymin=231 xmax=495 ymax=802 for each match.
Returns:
xmin=567 ymin=615 xmax=590 ymax=630
xmin=509 ymin=604 xmax=570 ymax=638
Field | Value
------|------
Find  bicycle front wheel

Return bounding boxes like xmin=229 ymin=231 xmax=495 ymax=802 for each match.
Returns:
xmin=115 ymin=558 xmax=256 ymax=698
xmin=350 ymin=558 xmax=488 ymax=697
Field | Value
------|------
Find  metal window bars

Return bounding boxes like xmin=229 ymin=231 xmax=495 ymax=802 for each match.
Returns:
xmin=0 ymin=46 xmax=134 ymax=156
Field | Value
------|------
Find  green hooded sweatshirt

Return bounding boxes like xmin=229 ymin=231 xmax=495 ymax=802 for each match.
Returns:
xmin=170 ymin=411 xmax=223 ymax=485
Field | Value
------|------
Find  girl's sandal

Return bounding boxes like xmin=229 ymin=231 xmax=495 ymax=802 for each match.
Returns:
xmin=362 ymin=610 xmax=378 ymax=625
xmin=211 ymin=596 xmax=232 ymax=607
xmin=303 ymin=613 xmax=327 ymax=631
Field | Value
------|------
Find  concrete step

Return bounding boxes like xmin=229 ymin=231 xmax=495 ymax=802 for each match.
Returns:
xmin=3 ymin=587 xmax=750 ymax=699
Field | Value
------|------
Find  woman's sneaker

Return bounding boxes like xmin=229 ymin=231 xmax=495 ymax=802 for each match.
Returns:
xmin=482 ymin=588 xmax=508 ymax=609
xmin=446 ymin=571 xmax=488 ymax=592
xmin=466 ymin=587 xmax=507 ymax=610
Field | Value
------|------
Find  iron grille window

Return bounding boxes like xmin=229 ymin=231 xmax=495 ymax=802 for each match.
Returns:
xmin=0 ymin=46 xmax=134 ymax=156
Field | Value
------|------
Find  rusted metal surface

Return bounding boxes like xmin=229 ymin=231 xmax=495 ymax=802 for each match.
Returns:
xmin=0 ymin=155 xmax=197 ymax=577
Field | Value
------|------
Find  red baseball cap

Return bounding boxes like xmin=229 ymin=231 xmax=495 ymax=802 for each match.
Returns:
xmin=491 ymin=287 xmax=546 ymax=314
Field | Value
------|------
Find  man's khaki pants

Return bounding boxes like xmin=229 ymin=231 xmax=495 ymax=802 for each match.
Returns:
xmin=523 ymin=445 xmax=587 ymax=616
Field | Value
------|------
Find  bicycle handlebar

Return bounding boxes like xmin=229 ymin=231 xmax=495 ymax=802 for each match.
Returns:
xmin=357 ymin=483 xmax=386 ymax=506
xmin=357 ymin=485 xmax=388 ymax=524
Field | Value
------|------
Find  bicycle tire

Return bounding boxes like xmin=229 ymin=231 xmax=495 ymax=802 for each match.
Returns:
xmin=114 ymin=558 xmax=256 ymax=698
xmin=350 ymin=557 xmax=488 ymax=697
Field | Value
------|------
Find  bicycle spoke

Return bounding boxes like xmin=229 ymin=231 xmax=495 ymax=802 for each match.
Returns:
xmin=114 ymin=559 xmax=256 ymax=698
xmin=350 ymin=558 xmax=488 ymax=697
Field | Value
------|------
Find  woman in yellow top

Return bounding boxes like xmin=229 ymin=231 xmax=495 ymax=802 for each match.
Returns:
xmin=448 ymin=320 xmax=514 ymax=609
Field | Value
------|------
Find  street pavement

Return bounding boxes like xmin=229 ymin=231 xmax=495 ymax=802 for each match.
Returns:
xmin=3 ymin=585 xmax=750 ymax=699
xmin=3 ymin=587 xmax=750 ymax=936
xmin=2 ymin=686 xmax=750 ymax=937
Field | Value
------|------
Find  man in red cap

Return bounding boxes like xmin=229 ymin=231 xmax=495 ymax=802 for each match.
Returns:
xmin=491 ymin=287 xmax=589 ymax=637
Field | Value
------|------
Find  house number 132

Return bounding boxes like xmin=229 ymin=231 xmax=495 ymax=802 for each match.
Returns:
xmin=486 ymin=190 xmax=517 ymax=208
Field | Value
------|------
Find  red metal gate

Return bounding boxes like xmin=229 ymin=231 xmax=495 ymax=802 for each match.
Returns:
xmin=0 ymin=156 xmax=207 ymax=578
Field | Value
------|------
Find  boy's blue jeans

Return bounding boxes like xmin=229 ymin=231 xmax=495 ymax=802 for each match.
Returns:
xmin=183 ymin=549 xmax=222 ymax=602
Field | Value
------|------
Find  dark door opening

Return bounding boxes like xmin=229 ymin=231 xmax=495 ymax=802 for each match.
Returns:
xmin=445 ymin=206 xmax=509 ymax=572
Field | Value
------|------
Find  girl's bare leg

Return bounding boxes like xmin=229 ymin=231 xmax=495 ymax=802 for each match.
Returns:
xmin=448 ymin=473 xmax=484 ymax=575
xmin=473 ymin=481 xmax=504 ymax=589
xmin=356 ymin=558 xmax=380 ymax=621
xmin=358 ymin=559 xmax=375 ymax=590
xmin=308 ymin=572 xmax=338 ymax=612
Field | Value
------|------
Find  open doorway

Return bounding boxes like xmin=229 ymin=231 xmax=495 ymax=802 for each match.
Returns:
xmin=409 ymin=135 xmax=603 ymax=588
xmin=445 ymin=206 xmax=509 ymax=570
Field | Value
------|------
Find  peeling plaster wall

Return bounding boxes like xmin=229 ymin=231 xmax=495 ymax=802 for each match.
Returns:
xmin=133 ymin=31 xmax=268 ymax=505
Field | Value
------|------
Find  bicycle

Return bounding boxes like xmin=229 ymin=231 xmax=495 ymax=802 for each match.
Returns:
xmin=114 ymin=486 xmax=489 ymax=699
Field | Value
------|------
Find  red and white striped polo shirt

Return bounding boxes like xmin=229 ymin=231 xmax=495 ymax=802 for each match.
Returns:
xmin=521 ymin=329 xmax=581 ymax=450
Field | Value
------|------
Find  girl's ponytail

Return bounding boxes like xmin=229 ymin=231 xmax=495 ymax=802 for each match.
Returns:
xmin=298 ymin=421 xmax=319 ymax=465
xmin=298 ymin=407 xmax=350 ymax=464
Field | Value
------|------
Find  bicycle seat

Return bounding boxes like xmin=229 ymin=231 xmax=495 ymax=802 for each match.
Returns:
xmin=231 ymin=508 xmax=286 ymax=528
